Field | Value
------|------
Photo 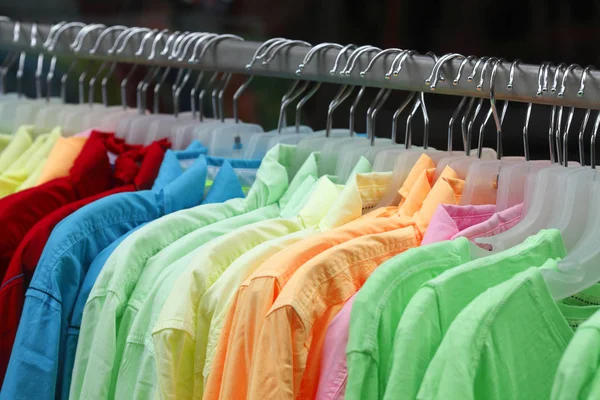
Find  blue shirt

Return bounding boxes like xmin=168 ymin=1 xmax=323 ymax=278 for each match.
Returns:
xmin=0 ymin=147 xmax=255 ymax=400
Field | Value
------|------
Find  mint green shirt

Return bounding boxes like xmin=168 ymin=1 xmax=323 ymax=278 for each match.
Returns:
xmin=383 ymin=229 xmax=567 ymax=400
xmin=70 ymin=145 xmax=317 ymax=400
xmin=346 ymin=238 xmax=483 ymax=400
xmin=418 ymin=264 xmax=599 ymax=400
xmin=0 ymin=125 xmax=33 ymax=173
xmin=0 ymin=126 xmax=61 ymax=196
xmin=552 ymin=294 xmax=600 ymax=400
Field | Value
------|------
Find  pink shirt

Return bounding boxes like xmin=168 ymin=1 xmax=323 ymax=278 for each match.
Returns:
xmin=314 ymin=202 xmax=524 ymax=400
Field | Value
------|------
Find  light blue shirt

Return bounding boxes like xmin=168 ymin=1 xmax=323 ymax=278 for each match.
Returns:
xmin=0 ymin=145 xmax=257 ymax=400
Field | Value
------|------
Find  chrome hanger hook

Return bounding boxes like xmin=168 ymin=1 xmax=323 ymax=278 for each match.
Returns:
xmin=330 ymin=44 xmax=357 ymax=75
xmin=116 ymin=27 xmax=152 ymax=54
xmin=297 ymin=43 xmax=343 ymax=75
xmin=90 ymin=25 xmax=127 ymax=54
xmin=261 ymin=39 xmax=311 ymax=65
xmin=360 ymin=48 xmax=403 ymax=77
xmin=507 ymin=58 xmax=521 ymax=89
xmin=136 ymin=29 xmax=164 ymax=57
xmin=48 ymin=21 xmax=86 ymax=51
xmin=72 ymin=24 xmax=106 ymax=52
xmin=245 ymin=38 xmax=287 ymax=69
xmin=149 ymin=30 xmax=175 ymax=59
xmin=196 ymin=34 xmax=244 ymax=62
xmin=341 ymin=45 xmax=381 ymax=75
xmin=428 ymin=53 xmax=464 ymax=90
xmin=454 ymin=55 xmax=477 ymax=85
xmin=578 ymin=65 xmax=594 ymax=97
xmin=389 ymin=50 xmax=416 ymax=79
xmin=558 ymin=63 xmax=581 ymax=97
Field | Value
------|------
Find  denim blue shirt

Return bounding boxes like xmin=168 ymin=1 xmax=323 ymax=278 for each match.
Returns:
xmin=0 ymin=145 xmax=253 ymax=400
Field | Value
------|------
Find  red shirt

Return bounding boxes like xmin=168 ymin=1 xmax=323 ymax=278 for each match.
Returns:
xmin=0 ymin=131 xmax=169 ymax=383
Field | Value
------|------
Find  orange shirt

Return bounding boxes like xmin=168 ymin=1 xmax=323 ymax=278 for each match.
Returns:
xmin=204 ymin=155 xmax=463 ymax=400
xmin=37 ymin=136 xmax=88 ymax=185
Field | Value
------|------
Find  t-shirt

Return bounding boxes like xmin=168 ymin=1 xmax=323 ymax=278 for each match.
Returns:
xmin=552 ymin=293 xmax=600 ymax=400
xmin=383 ymin=229 xmax=567 ymax=400
xmin=418 ymin=265 xmax=600 ymax=400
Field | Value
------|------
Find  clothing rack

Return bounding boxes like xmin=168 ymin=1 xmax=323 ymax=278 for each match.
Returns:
xmin=1 ymin=20 xmax=599 ymax=111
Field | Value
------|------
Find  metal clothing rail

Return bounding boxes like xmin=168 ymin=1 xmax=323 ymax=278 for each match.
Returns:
xmin=1 ymin=20 xmax=600 ymax=110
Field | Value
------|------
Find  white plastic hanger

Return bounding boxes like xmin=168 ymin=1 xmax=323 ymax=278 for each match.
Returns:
xmin=476 ymin=62 xmax=583 ymax=251
xmin=543 ymin=85 xmax=600 ymax=300
xmin=0 ymin=22 xmax=42 ymax=132
xmin=460 ymin=58 xmax=528 ymax=205
xmin=246 ymin=42 xmax=349 ymax=159
xmin=494 ymin=62 xmax=553 ymax=211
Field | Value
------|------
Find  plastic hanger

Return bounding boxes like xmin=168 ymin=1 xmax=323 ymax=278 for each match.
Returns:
xmin=113 ymin=29 xmax=186 ymax=142
xmin=0 ymin=22 xmax=43 ymax=132
xmin=333 ymin=49 xmax=425 ymax=180
xmin=542 ymin=83 xmax=600 ymax=300
xmin=460 ymin=58 xmax=527 ymax=205
xmin=374 ymin=52 xmax=472 ymax=208
xmin=476 ymin=62 xmax=583 ymax=251
xmin=80 ymin=25 xmax=140 ymax=129
xmin=245 ymin=43 xmax=350 ymax=159
xmin=194 ymin=34 xmax=267 ymax=155
xmin=495 ymin=60 xmax=552 ymax=211
xmin=11 ymin=23 xmax=66 ymax=130
xmin=435 ymin=57 xmax=501 ymax=179
xmin=432 ymin=56 xmax=499 ymax=179
xmin=58 ymin=23 xmax=110 ymax=134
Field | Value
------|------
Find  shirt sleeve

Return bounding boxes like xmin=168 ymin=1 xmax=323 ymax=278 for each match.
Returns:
xmin=1 ymin=291 xmax=63 ymax=400
xmin=551 ymin=326 xmax=600 ymax=400
xmin=383 ymin=287 xmax=444 ymax=400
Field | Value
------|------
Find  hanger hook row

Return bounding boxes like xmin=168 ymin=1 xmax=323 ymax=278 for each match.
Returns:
xmin=360 ymin=48 xmax=403 ymax=77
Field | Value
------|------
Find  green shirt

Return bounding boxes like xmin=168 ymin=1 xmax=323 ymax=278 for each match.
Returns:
xmin=418 ymin=264 xmax=599 ymax=400
xmin=552 ymin=292 xmax=600 ymax=400
xmin=70 ymin=145 xmax=317 ymax=400
xmin=0 ymin=125 xmax=33 ymax=173
xmin=0 ymin=126 xmax=60 ymax=196
xmin=383 ymin=229 xmax=567 ymax=400
xmin=346 ymin=238 xmax=484 ymax=400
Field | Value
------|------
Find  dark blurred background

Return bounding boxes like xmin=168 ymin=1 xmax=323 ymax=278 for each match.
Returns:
xmin=1 ymin=0 xmax=599 ymax=162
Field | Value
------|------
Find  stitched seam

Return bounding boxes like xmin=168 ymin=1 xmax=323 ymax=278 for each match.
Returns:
xmin=463 ymin=214 xmax=522 ymax=239
xmin=27 ymin=286 xmax=63 ymax=306
xmin=0 ymin=273 xmax=24 ymax=289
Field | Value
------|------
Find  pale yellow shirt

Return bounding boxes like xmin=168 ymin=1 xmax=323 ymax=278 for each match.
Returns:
xmin=0 ymin=125 xmax=34 ymax=174
xmin=0 ymin=127 xmax=61 ymax=196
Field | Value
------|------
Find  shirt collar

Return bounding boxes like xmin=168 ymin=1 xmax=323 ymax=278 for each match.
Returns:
xmin=161 ymin=154 xmax=208 ymax=214
xmin=245 ymin=145 xmax=319 ymax=211
xmin=319 ymin=167 xmax=393 ymax=230
xmin=397 ymin=153 xmax=436 ymax=205
xmin=203 ymin=160 xmax=246 ymax=204
xmin=412 ymin=166 xmax=465 ymax=233
xmin=422 ymin=203 xmax=497 ymax=245
xmin=152 ymin=142 xmax=209 ymax=192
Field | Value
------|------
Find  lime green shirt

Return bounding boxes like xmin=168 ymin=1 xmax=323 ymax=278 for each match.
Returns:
xmin=70 ymin=145 xmax=317 ymax=400
xmin=0 ymin=125 xmax=33 ymax=174
xmin=418 ymin=264 xmax=599 ymax=400
xmin=0 ymin=127 xmax=61 ymax=196
xmin=383 ymin=229 xmax=567 ymax=400
xmin=552 ymin=294 xmax=600 ymax=400
xmin=345 ymin=238 xmax=484 ymax=400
